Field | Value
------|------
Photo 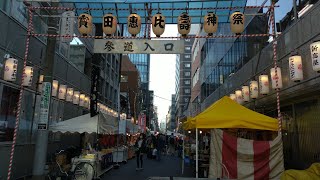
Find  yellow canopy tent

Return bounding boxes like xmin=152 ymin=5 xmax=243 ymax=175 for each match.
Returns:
xmin=187 ymin=96 xmax=278 ymax=131
xmin=183 ymin=118 xmax=195 ymax=130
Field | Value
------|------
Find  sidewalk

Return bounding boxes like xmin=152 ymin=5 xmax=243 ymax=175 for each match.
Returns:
xmin=102 ymin=155 xmax=194 ymax=180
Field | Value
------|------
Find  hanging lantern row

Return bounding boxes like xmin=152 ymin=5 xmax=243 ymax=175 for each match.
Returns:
xmin=37 ymin=77 xmax=90 ymax=109
xmin=97 ymin=102 xmax=118 ymax=117
xmin=77 ymin=11 xmax=245 ymax=37
xmin=227 ymin=44 xmax=320 ymax=104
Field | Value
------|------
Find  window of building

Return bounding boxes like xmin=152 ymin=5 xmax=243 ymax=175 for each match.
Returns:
xmin=184 ymin=63 xmax=191 ymax=68
xmin=184 ymin=71 xmax=191 ymax=77
xmin=120 ymin=75 xmax=128 ymax=82
xmin=184 ymin=80 xmax=190 ymax=85
xmin=184 ymin=89 xmax=190 ymax=94
xmin=0 ymin=0 xmax=10 ymax=12
xmin=184 ymin=98 xmax=189 ymax=103
xmin=192 ymin=68 xmax=200 ymax=87
xmin=185 ymin=55 xmax=190 ymax=59
xmin=185 ymin=46 xmax=191 ymax=51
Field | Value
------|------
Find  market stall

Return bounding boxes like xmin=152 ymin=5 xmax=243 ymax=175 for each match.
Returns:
xmin=125 ymin=120 xmax=139 ymax=159
xmin=49 ymin=112 xmax=118 ymax=178
xmin=184 ymin=96 xmax=284 ymax=179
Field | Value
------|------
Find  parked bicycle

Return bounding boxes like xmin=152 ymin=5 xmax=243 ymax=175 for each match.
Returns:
xmin=47 ymin=150 xmax=95 ymax=180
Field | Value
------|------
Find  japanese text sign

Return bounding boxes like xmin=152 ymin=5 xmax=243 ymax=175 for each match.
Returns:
xmin=94 ymin=39 xmax=185 ymax=54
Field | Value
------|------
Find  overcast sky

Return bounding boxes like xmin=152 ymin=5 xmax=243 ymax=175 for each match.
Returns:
xmin=149 ymin=25 xmax=178 ymax=124
xmin=149 ymin=0 xmax=293 ymax=124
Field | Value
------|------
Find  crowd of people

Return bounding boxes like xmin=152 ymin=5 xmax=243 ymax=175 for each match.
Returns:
xmin=134 ymin=132 xmax=184 ymax=171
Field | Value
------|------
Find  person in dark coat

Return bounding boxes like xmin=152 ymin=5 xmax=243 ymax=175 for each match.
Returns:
xmin=156 ymin=134 xmax=166 ymax=161
xmin=134 ymin=133 xmax=146 ymax=171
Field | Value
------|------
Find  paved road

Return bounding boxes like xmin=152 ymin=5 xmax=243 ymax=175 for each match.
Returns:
xmin=102 ymin=155 xmax=194 ymax=180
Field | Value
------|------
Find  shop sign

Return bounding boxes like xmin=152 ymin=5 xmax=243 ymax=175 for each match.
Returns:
xmin=94 ymin=39 xmax=184 ymax=54
xmin=38 ymin=82 xmax=51 ymax=130
xmin=60 ymin=11 xmax=75 ymax=43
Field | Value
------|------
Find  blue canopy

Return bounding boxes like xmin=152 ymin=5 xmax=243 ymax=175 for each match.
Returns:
xmin=56 ymin=0 xmax=248 ymax=24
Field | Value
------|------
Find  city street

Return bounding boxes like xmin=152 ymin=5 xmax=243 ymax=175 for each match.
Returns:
xmin=1 ymin=0 xmax=320 ymax=179
xmin=102 ymin=155 xmax=194 ymax=180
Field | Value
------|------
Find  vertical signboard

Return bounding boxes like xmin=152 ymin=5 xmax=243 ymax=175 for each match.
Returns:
xmin=90 ymin=65 xmax=99 ymax=117
xmin=60 ymin=11 xmax=75 ymax=43
xmin=138 ymin=113 xmax=146 ymax=133
xmin=38 ymin=82 xmax=51 ymax=130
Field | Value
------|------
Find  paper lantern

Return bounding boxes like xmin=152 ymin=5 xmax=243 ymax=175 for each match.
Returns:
xmin=289 ymin=55 xmax=303 ymax=82
xmin=58 ymin=85 xmax=67 ymax=100
xmin=39 ymin=75 xmax=44 ymax=83
xmin=235 ymin=90 xmax=244 ymax=104
xmin=310 ymin=41 xmax=320 ymax=72
xmin=204 ymin=12 xmax=218 ymax=36
xmin=22 ymin=66 xmax=33 ymax=87
xmin=38 ymin=75 xmax=44 ymax=92
xmin=127 ymin=13 xmax=141 ymax=37
xmin=66 ymin=88 xmax=73 ymax=102
xmin=230 ymin=11 xmax=245 ymax=35
xmin=73 ymin=91 xmax=80 ymax=105
xmin=229 ymin=94 xmax=236 ymax=101
xmin=79 ymin=94 xmax=85 ymax=106
xmin=84 ymin=96 xmax=89 ymax=108
xmin=102 ymin=13 xmax=117 ymax=36
xmin=4 ymin=58 xmax=18 ymax=81
xmin=270 ymin=67 xmax=283 ymax=89
xmin=241 ymin=86 xmax=250 ymax=102
xmin=249 ymin=80 xmax=259 ymax=99
xmin=52 ymin=80 xmax=59 ymax=97
xmin=259 ymin=75 xmax=269 ymax=95
xmin=178 ymin=12 xmax=191 ymax=37
xmin=78 ymin=13 xmax=92 ymax=35
xmin=152 ymin=13 xmax=165 ymax=37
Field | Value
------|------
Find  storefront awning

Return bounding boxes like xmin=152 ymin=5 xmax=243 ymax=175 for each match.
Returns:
xmin=49 ymin=113 xmax=118 ymax=134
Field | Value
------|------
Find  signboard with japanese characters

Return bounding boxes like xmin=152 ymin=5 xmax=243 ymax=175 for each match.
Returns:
xmin=38 ymin=82 xmax=51 ymax=130
xmin=138 ymin=113 xmax=146 ymax=133
xmin=4 ymin=58 xmax=18 ymax=82
xmin=22 ymin=66 xmax=33 ymax=87
xmin=60 ymin=11 xmax=75 ymax=43
xmin=94 ymin=39 xmax=184 ymax=54
xmin=310 ymin=41 xmax=320 ymax=72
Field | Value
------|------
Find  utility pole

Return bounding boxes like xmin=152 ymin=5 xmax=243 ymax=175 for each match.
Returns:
xmin=32 ymin=2 xmax=58 ymax=180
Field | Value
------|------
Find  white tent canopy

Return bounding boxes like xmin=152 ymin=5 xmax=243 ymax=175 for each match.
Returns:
xmin=49 ymin=113 xmax=117 ymax=134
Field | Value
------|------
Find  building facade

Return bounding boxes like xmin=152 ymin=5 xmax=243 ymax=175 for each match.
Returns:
xmin=123 ymin=24 xmax=152 ymax=127
xmin=0 ymin=1 xmax=120 ymax=178
xmin=175 ymin=31 xmax=197 ymax=125
xmin=120 ymin=55 xmax=141 ymax=121
xmin=191 ymin=1 xmax=320 ymax=170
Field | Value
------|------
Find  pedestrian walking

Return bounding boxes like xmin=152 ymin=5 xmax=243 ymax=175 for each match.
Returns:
xmin=156 ymin=134 xmax=165 ymax=161
xmin=168 ymin=133 xmax=176 ymax=156
xmin=177 ymin=137 xmax=183 ymax=158
xmin=135 ymin=133 xmax=146 ymax=171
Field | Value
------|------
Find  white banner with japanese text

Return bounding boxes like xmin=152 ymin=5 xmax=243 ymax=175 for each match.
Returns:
xmin=94 ymin=39 xmax=185 ymax=54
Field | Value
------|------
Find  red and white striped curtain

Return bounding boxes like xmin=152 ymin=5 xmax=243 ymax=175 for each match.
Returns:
xmin=209 ymin=129 xmax=284 ymax=180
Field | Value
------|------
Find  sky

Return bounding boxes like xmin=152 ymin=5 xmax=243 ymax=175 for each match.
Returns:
xmin=149 ymin=25 xmax=178 ymax=124
xmin=149 ymin=0 xmax=293 ymax=124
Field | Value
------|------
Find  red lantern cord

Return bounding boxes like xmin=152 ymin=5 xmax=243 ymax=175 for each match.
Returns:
xmin=7 ymin=6 xmax=33 ymax=180
xmin=29 ymin=5 xmax=279 ymax=11
xmin=29 ymin=33 xmax=272 ymax=39
xmin=270 ymin=4 xmax=282 ymax=135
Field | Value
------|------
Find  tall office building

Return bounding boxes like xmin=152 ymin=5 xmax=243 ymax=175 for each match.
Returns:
xmin=175 ymin=25 xmax=199 ymax=124
xmin=123 ymin=24 xmax=151 ymax=126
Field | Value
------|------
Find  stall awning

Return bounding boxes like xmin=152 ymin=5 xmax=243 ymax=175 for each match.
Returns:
xmin=188 ymin=96 xmax=278 ymax=131
xmin=49 ymin=113 xmax=118 ymax=134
